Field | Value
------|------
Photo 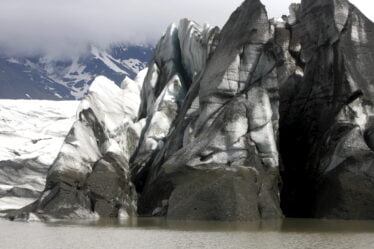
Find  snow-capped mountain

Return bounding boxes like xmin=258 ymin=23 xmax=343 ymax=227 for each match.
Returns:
xmin=0 ymin=44 xmax=154 ymax=100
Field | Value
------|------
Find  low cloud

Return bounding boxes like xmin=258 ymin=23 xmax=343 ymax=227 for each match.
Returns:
xmin=0 ymin=0 xmax=371 ymax=58
xmin=0 ymin=0 xmax=238 ymax=57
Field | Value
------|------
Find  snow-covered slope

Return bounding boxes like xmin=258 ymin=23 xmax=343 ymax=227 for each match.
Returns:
xmin=0 ymin=44 xmax=153 ymax=100
xmin=0 ymin=100 xmax=78 ymax=211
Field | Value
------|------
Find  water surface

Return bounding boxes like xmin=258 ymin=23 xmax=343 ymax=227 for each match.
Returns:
xmin=1 ymin=218 xmax=374 ymax=249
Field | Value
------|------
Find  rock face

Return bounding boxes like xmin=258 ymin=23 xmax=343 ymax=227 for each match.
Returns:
xmin=9 ymin=0 xmax=374 ymax=221
xmin=280 ymin=0 xmax=374 ymax=219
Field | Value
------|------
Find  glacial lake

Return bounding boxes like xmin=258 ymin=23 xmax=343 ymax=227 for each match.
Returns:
xmin=1 ymin=218 xmax=374 ymax=249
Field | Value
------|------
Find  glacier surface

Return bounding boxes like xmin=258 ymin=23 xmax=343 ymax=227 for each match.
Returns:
xmin=0 ymin=100 xmax=78 ymax=211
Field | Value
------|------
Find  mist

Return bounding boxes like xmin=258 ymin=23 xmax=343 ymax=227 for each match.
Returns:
xmin=0 ymin=0 xmax=372 ymax=58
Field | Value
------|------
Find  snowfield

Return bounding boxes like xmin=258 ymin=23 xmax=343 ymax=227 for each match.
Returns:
xmin=0 ymin=100 xmax=78 ymax=211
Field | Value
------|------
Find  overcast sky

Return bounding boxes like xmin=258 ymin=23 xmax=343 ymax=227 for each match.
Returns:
xmin=0 ymin=0 xmax=372 ymax=58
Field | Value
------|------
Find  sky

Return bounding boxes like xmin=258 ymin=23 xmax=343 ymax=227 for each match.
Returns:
xmin=0 ymin=0 xmax=372 ymax=58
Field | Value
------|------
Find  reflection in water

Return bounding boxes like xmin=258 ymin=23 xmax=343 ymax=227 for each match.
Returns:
xmin=50 ymin=217 xmax=374 ymax=233
xmin=50 ymin=217 xmax=283 ymax=232
xmin=1 ymin=218 xmax=374 ymax=249
xmin=281 ymin=218 xmax=374 ymax=233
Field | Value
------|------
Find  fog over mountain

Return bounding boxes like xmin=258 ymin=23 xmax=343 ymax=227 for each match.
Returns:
xmin=1 ymin=0 xmax=372 ymax=58
xmin=0 ymin=0 xmax=361 ymax=58
xmin=0 ymin=0 xmax=372 ymax=100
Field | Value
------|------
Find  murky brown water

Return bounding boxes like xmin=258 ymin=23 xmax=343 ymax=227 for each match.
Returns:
xmin=1 ymin=218 xmax=374 ymax=249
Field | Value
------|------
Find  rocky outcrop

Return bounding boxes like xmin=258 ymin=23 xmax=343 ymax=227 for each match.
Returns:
xmin=9 ymin=0 xmax=374 ymax=221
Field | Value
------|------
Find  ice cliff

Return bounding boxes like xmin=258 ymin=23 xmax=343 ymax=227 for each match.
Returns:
xmin=7 ymin=0 xmax=374 ymax=221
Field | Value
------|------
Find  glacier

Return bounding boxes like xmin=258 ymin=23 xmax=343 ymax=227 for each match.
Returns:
xmin=0 ymin=100 xmax=78 ymax=212
xmin=3 ymin=0 xmax=374 ymax=222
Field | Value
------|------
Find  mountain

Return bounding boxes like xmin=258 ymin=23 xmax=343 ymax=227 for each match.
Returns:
xmin=0 ymin=44 xmax=154 ymax=100
xmin=4 ymin=0 xmax=374 ymax=222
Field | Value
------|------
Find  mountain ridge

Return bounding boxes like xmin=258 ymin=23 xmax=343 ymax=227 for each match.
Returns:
xmin=0 ymin=44 xmax=153 ymax=100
